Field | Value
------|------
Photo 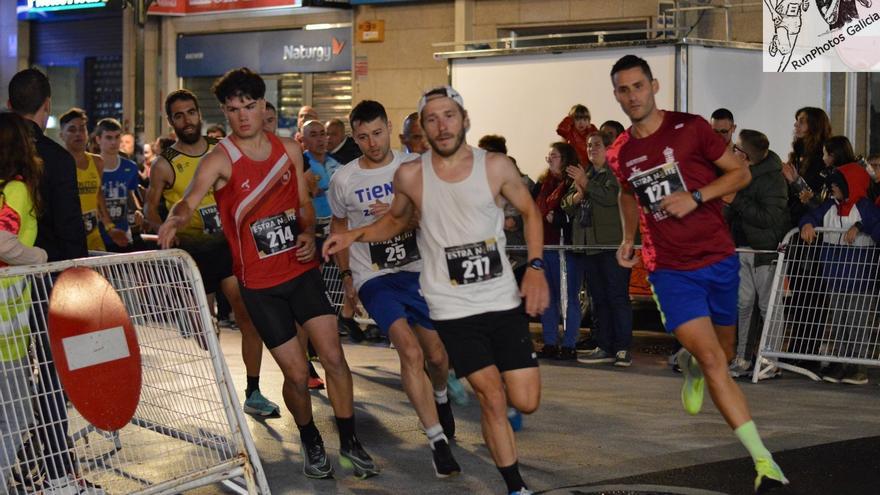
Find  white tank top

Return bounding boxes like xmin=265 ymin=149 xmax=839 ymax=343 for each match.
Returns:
xmin=418 ymin=146 xmax=520 ymax=320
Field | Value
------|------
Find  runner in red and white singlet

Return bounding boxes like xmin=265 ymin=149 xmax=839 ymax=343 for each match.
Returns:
xmin=158 ymin=68 xmax=378 ymax=480
xmin=214 ymin=131 xmax=317 ymax=289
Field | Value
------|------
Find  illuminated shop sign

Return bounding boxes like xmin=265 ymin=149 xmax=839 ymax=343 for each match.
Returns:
xmin=17 ymin=0 xmax=121 ymax=19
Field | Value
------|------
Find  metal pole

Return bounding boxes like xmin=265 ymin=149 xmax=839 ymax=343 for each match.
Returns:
xmin=559 ymin=249 xmax=567 ymax=343
xmin=133 ymin=0 xmax=152 ymax=142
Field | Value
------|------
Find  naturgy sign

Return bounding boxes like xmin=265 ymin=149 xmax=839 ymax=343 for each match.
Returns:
xmin=177 ymin=27 xmax=351 ymax=77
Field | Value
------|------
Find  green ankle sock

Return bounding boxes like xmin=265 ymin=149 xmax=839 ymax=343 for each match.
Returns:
xmin=734 ymin=420 xmax=772 ymax=462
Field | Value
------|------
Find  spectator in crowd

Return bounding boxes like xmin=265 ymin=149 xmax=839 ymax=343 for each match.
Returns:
xmin=0 ymin=112 xmax=48 ymax=492
xmin=782 ymin=107 xmax=832 ymax=226
xmin=557 ymin=104 xmax=598 ymax=166
xmin=563 ymin=131 xmax=633 ymax=367
xmin=206 ymin=125 xmax=226 ymax=139
xmin=301 ymin=120 xmax=343 ymax=230
xmin=535 ymin=142 xmax=578 ymax=360
xmin=599 ymin=120 xmax=625 ymax=143
xmin=399 ymin=112 xmax=428 ymax=154
xmin=296 ymin=105 xmax=318 ymax=142
xmin=725 ymin=130 xmax=789 ymax=376
xmin=120 ymin=132 xmax=135 ymax=158
xmin=779 ymin=107 xmax=832 ymax=379
xmin=7 ymin=68 xmax=98 ymax=494
xmin=710 ymin=108 xmax=737 ymax=150
xmin=822 ymin=135 xmax=857 ymax=169
xmin=866 ymin=153 xmax=880 ymax=203
xmin=326 ymin=118 xmax=362 ymax=165
xmin=799 ymin=163 xmax=880 ymax=385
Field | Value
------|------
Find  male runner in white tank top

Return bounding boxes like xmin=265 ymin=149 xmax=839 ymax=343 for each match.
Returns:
xmin=325 ymin=87 xmax=549 ymax=495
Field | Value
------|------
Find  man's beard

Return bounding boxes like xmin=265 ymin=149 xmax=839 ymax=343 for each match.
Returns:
xmin=175 ymin=122 xmax=202 ymax=145
xmin=427 ymin=129 xmax=466 ymax=158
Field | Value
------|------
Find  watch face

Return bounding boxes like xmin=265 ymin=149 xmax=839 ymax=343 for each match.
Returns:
xmin=530 ymin=258 xmax=545 ymax=269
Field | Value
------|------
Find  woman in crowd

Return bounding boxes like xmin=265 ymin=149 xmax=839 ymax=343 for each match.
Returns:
xmin=534 ymin=142 xmax=579 ymax=360
xmin=562 ymin=131 xmax=633 ymax=367
xmin=0 ymin=113 xmax=48 ymax=489
xmin=782 ymin=107 xmax=832 ymax=226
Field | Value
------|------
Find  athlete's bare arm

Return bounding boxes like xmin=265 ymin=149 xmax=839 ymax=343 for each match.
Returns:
xmin=281 ymin=138 xmax=317 ymax=263
xmin=322 ymin=160 xmax=419 ymax=260
xmin=490 ymin=153 xmax=549 ymax=316
xmin=157 ymin=147 xmax=230 ymax=249
xmin=659 ymin=148 xmax=751 ymax=219
xmin=616 ymin=186 xmax=642 ymax=269
xmin=144 ymin=156 xmax=174 ymax=233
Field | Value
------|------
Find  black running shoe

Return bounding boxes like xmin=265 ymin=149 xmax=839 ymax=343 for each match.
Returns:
xmin=340 ymin=437 xmax=380 ymax=479
xmin=431 ymin=439 xmax=461 ymax=478
xmin=301 ymin=441 xmax=333 ymax=479
xmin=338 ymin=316 xmax=360 ymax=337
xmin=436 ymin=400 xmax=456 ymax=439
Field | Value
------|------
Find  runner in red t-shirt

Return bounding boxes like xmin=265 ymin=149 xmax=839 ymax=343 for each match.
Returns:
xmin=158 ymin=68 xmax=378 ymax=481
xmin=607 ymin=55 xmax=789 ymax=493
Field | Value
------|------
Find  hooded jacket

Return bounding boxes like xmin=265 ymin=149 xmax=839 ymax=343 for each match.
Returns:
xmin=725 ymin=150 xmax=789 ymax=266
xmin=799 ymin=163 xmax=880 ymax=293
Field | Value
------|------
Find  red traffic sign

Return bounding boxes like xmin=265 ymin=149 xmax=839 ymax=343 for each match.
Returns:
xmin=48 ymin=267 xmax=142 ymax=431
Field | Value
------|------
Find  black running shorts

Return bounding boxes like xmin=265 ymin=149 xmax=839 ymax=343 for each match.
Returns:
xmin=432 ymin=305 xmax=538 ymax=378
xmin=238 ymin=268 xmax=335 ymax=349
xmin=184 ymin=239 xmax=233 ymax=296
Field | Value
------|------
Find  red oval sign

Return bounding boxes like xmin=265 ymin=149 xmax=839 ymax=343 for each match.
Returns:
xmin=48 ymin=267 xmax=142 ymax=431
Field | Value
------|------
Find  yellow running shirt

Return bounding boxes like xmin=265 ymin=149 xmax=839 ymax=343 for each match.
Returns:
xmin=161 ymin=138 xmax=223 ymax=246
xmin=76 ymin=153 xmax=105 ymax=251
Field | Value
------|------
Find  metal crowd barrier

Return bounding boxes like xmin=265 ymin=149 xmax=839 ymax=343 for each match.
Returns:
xmin=753 ymin=227 xmax=880 ymax=383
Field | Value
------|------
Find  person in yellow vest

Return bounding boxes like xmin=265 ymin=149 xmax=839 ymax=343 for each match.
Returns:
xmin=0 ymin=113 xmax=49 ymax=490
xmin=58 ymin=108 xmax=128 ymax=252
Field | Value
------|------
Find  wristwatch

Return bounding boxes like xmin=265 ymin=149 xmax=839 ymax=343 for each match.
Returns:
xmin=691 ymin=190 xmax=703 ymax=205
xmin=528 ymin=258 xmax=545 ymax=271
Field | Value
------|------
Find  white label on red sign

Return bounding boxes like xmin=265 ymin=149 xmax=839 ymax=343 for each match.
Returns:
xmin=62 ymin=326 xmax=131 ymax=371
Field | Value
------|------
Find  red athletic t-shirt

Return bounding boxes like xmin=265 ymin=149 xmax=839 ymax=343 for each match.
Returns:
xmin=214 ymin=132 xmax=318 ymax=289
xmin=607 ymin=111 xmax=734 ymax=272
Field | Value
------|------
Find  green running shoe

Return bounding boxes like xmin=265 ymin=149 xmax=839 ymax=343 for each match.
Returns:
xmin=243 ymin=390 xmax=281 ymax=417
xmin=677 ymin=351 xmax=704 ymax=415
xmin=754 ymin=457 xmax=789 ymax=493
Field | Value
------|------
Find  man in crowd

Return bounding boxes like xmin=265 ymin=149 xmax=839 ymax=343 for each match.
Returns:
xmin=399 ymin=111 xmax=428 ymax=154
xmin=710 ymin=108 xmax=737 ymax=150
xmin=8 ymin=68 xmax=102 ymax=495
xmin=326 ymin=118 xmax=362 ymax=165
xmin=324 ymin=86 xmax=548 ymax=495
xmin=328 ymin=99 xmax=460 ymax=477
xmin=264 ymin=102 xmax=279 ymax=134
xmin=159 ymin=68 xmax=377 ymax=479
xmin=144 ymin=89 xmax=281 ymax=419
xmin=607 ymin=54 xmax=788 ymax=491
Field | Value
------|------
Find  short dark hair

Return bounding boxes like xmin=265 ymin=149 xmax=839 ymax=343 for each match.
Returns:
xmin=711 ymin=108 xmax=735 ymax=122
xmin=94 ymin=118 xmax=122 ymax=137
xmin=738 ymin=129 xmax=769 ymax=158
xmin=600 ymin=120 xmax=625 ymax=136
xmin=478 ymin=134 xmax=507 ymax=154
xmin=165 ymin=89 xmax=200 ymax=120
xmin=610 ymin=54 xmax=653 ymax=81
xmin=59 ymin=107 xmax=87 ymax=128
xmin=349 ymin=100 xmax=388 ymax=129
xmin=402 ymin=112 xmax=419 ymax=135
xmin=206 ymin=124 xmax=226 ymax=137
xmin=8 ymin=68 xmax=51 ymax=115
xmin=569 ymin=104 xmax=591 ymax=120
xmin=550 ymin=141 xmax=579 ymax=168
xmin=211 ymin=67 xmax=266 ymax=104
xmin=265 ymin=101 xmax=276 ymax=113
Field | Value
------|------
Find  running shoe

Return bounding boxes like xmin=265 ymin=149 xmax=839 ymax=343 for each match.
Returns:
xmin=557 ymin=347 xmax=577 ymax=361
xmin=308 ymin=376 xmax=326 ymax=390
xmin=301 ymin=441 xmax=333 ymax=479
xmin=575 ymin=337 xmax=598 ymax=352
xmin=437 ymin=400 xmax=456 ymax=439
xmin=728 ymin=356 xmax=752 ymax=378
xmin=577 ymin=349 xmax=615 ymax=364
xmin=678 ymin=350 xmax=704 ymax=415
xmin=431 ymin=439 xmax=461 ymax=478
xmin=447 ymin=371 xmax=470 ymax=406
xmin=507 ymin=407 xmax=523 ymax=432
xmin=340 ymin=437 xmax=380 ymax=479
xmin=338 ymin=315 xmax=360 ymax=337
xmin=613 ymin=350 xmax=632 ymax=368
xmin=754 ymin=457 xmax=789 ymax=493
xmin=243 ymin=390 xmax=281 ymax=417
xmin=822 ymin=363 xmax=846 ymax=384
xmin=841 ymin=365 xmax=869 ymax=385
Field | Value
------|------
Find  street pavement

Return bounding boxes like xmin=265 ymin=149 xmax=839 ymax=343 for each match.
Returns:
xmin=212 ymin=327 xmax=880 ymax=495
